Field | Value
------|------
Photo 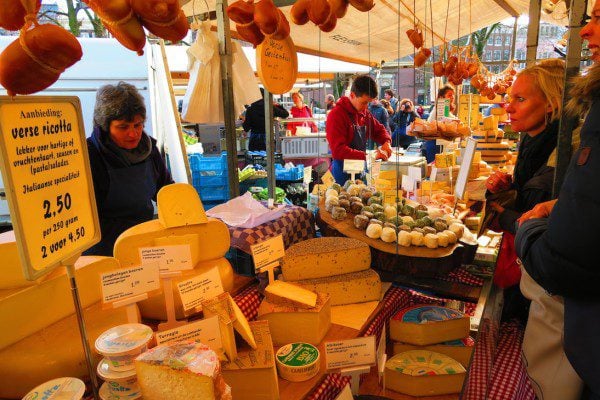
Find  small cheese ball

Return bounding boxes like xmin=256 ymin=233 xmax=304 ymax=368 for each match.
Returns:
xmin=366 ymin=223 xmax=383 ymax=239
xmin=437 ymin=231 xmax=450 ymax=247
xmin=424 ymin=233 xmax=439 ymax=249
xmin=381 ymin=227 xmax=397 ymax=243
xmin=410 ymin=231 xmax=424 ymax=246
xmin=443 ymin=229 xmax=458 ymax=244
xmin=397 ymin=230 xmax=412 ymax=247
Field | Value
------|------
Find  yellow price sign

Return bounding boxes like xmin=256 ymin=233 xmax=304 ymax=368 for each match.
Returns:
xmin=0 ymin=97 xmax=100 ymax=280
xmin=250 ymin=235 xmax=285 ymax=272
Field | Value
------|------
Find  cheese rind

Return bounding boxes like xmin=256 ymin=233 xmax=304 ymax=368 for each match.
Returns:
xmin=265 ymin=281 xmax=318 ymax=308
xmin=392 ymin=337 xmax=475 ymax=366
xmin=281 ymin=238 xmax=371 ymax=281
xmin=291 ymin=269 xmax=381 ymax=306
xmin=257 ymin=292 xmax=331 ymax=346
xmin=157 ymin=183 xmax=208 ymax=228
xmin=385 ymin=350 xmax=466 ymax=396
xmin=390 ymin=305 xmax=471 ymax=346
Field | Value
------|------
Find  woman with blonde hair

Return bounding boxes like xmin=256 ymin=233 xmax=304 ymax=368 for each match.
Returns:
xmin=287 ymin=91 xmax=317 ymax=134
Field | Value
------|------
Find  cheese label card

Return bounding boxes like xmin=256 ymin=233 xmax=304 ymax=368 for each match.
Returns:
xmin=321 ymin=170 xmax=335 ymax=187
xmin=303 ymin=166 xmax=312 ymax=185
xmin=176 ymin=267 xmax=224 ymax=311
xmin=251 ymin=235 xmax=285 ymax=272
xmin=408 ymin=166 xmax=422 ymax=183
xmin=455 ymin=137 xmax=477 ymax=200
xmin=343 ymin=159 xmax=364 ymax=172
xmin=155 ymin=315 xmax=222 ymax=352
xmin=377 ymin=323 xmax=387 ymax=371
xmin=371 ymin=160 xmax=381 ymax=181
xmin=325 ymin=336 xmax=376 ymax=369
xmin=101 ymin=263 xmax=160 ymax=304
xmin=139 ymin=244 xmax=193 ymax=272
xmin=334 ymin=384 xmax=354 ymax=400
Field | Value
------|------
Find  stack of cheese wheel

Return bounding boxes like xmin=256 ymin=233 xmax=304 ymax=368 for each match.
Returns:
xmin=113 ymin=183 xmax=235 ymax=320
xmin=0 ymin=233 xmax=134 ymax=399
xmin=386 ymin=304 xmax=472 ymax=396
xmin=472 ymin=116 xmax=510 ymax=168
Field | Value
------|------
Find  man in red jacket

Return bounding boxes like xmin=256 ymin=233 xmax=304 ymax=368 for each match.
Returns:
xmin=326 ymin=74 xmax=392 ymax=183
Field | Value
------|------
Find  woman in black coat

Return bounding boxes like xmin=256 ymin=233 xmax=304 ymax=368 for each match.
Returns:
xmin=391 ymin=98 xmax=419 ymax=148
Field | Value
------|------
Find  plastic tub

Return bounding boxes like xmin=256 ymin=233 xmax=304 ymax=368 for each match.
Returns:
xmin=95 ymin=323 xmax=153 ymax=372
xmin=97 ymin=358 xmax=141 ymax=399
xmin=22 ymin=377 xmax=85 ymax=400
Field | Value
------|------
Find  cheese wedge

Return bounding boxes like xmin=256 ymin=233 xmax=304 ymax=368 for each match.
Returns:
xmin=0 ymin=302 xmax=134 ymax=399
xmin=265 ymin=281 xmax=318 ymax=308
xmin=0 ymin=256 xmax=121 ymax=351
xmin=291 ymin=269 xmax=381 ymax=306
xmin=390 ymin=305 xmax=471 ymax=346
xmin=257 ymin=292 xmax=331 ymax=346
xmin=392 ymin=337 xmax=475 ymax=367
xmin=385 ymin=350 xmax=466 ymax=396
xmin=222 ymin=321 xmax=280 ymax=400
xmin=113 ymin=218 xmax=230 ymax=267
xmin=281 ymin=237 xmax=370 ymax=281
xmin=157 ymin=183 xmax=208 ymax=228
xmin=202 ymin=293 xmax=238 ymax=361
xmin=230 ymin=294 xmax=257 ymax=350
xmin=138 ymin=257 xmax=234 ymax=320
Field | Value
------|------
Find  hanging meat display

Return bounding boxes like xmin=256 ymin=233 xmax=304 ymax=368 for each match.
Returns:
xmin=130 ymin=0 xmax=190 ymax=43
xmin=228 ymin=0 xmax=291 ymax=47
xmin=0 ymin=0 xmax=41 ymax=31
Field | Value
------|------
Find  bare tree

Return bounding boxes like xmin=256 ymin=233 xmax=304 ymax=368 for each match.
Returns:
xmin=39 ymin=0 xmax=106 ymax=38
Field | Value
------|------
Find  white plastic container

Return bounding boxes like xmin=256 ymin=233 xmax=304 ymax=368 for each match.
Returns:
xmin=95 ymin=323 xmax=153 ymax=372
xmin=97 ymin=358 xmax=141 ymax=399
xmin=22 ymin=377 xmax=85 ymax=400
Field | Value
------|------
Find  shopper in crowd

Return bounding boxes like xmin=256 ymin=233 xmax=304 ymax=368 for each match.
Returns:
xmin=243 ymin=88 xmax=289 ymax=151
xmin=325 ymin=93 xmax=336 ymax=113
xmin=326 ymin=74 xmax=392 ymax=184
xmin=416 ymin=104 xmax=425 ymax=118
xmin=424 ymin=84 xmax=455 ymax=162
xmin=384 ymin=89 xmax=398 ymax=112
xmin=515 ymin=5 xmax=600 ymax=398
xmin=85 ymin=81 xmax=173 ymax=256
xmin=287 ymin=92 xmax=318 ymax=135
xmin=368 ymin=98 xmax=391 ymax=134
xmin=391 ymin=98 xmax=419 ymax=148
xmin=380 ymin=99 xmax=394 ymax=116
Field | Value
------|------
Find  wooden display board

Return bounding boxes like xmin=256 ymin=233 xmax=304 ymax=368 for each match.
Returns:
xmin=0 ymin=96 xmax=99 ymax=280
xmin=256 ymin=36 xmax=298 ymax=95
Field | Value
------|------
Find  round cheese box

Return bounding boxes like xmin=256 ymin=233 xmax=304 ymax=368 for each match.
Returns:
xmin=22 ymin=377 xmax=85 ymax=400
xmin=276 ymin=342 xmax=320 ymax=382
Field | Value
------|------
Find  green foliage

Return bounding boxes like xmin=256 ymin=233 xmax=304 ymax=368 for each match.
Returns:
xmin=470 ymin=22 xmax=501 ymax=59
xmin=38 ymin=0 xmax=107 ymax=38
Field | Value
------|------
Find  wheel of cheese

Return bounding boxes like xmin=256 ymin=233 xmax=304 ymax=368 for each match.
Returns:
xmin=276 ymin=343 xmax=320 ymax=382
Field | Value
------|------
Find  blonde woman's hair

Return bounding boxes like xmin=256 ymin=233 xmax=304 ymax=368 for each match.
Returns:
xmin=292 ymin=91 xmax=304 ymax=102
xmin=517 ymin=59 xmax=565 ymax=122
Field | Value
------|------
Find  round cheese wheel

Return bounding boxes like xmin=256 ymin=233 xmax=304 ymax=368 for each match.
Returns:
xmin=276 ymin=343 xmax=320 ymax=382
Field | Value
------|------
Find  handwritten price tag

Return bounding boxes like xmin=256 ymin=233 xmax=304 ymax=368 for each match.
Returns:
xmin=155 ymin=316 xmax=222 ymax=351
xmin=101 ymin=263 xmax=160 ymax=304
xmin=139 ymin=245 xmax=193 ymax=272
xmin=343 ymin=159 xmax=364 ymax=172
xmin=325 ymin=336 xmax=376 ymax=370
xmin=250 ymin=235 xmax=285 ymax=272
xmin=176 ymin=267 xmax=224 ymax=311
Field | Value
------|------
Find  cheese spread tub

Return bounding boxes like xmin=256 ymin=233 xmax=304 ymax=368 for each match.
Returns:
xmin=275 ymin=342 xmax=320 ymax=382
xmin=22 ymin=377 xmax=85 ymax=400
xmin=95 ymin=323 xmax=153 ymax=372
xmin=97 ymin=358 xmax=141 ymax=399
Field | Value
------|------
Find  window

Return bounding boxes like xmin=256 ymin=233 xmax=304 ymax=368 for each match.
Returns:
xmin=505 ymin=37 xmax=511 ymax=46
xmin=504 ymin=50 xmax=510 ymax=60
xmin=493 ymin=50 xmax=501 ymax=61
xmin=485 ymin=50 xmax=492 ymax=61
xmin=516 ymin=50 xmax=525 ymax=60
xmin=495 ymin=36 xmax=502 ymax=46
xmin=487 ymin=37 xmax=494 ymax=45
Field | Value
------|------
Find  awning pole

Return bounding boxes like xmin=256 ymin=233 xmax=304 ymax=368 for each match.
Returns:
xmin=526 ymin=0 xmax=542 ymax=66
xmin=264 ymin=90 xmax=276 ymax=199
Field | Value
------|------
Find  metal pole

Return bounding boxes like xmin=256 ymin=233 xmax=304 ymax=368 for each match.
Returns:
xmin=264 ymin=90 xmax=276 ymax=199
xmin=510 ymin=16 xmax=518 ymax=61
xmin=526 ymin=0 xmax=542 ymax=66
xmin=553 ymin=0 xmax=588 ymax=196
xmin=216 ymin=0 xmax=240 ymax=198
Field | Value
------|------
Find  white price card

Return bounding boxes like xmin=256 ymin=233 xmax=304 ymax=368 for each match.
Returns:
xmin=250 ymin=235 xmax=285 ymax=272
xmin=371 ymin=160 xmax=382 ymax=181
xmin=155 ymin=316 xmax=222 ymax=351
xmin=139 ymin=245 xmax=193 ymax=272
xmin=325 ymin=336 xmax=376 ymax=370
xmin=303 ymin=166 xmax=312 ymax=185
xmin=343 ymin=159 xmax=364 ymax=172
xmin=455 ymin=137 xmax=477 ymax=200
xmin=101 ymin=263 xmax=160 ymax=304
xmin=176 ymin=267 xmax=224 ymax=311
xmin=408 ymin=166 xmax=422 ymax=183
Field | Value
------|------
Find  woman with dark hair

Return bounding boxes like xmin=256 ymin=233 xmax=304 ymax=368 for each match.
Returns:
xmin=391 ymin=98 xmax=419 ymax=148
xmin=86 ymin=81 xmax=173 ymax=256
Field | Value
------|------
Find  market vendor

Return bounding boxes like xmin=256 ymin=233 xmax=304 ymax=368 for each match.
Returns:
xmin=243 ymin=88 xmax=290 ymax=151
xmin=425 ymin=84 xmax=456 ymax=162
xmin=287 ymin=92 xmax=318 ymax=135
xmin=85 ymin=81 xmax=173 ymax=256
xmin=326 ymin=74 xmax=392 ymax=184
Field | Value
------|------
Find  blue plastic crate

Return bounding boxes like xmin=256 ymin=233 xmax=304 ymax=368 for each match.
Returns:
xmin=275 ymin=164 xmax=304 ymax=181
xmin=188 ymin=152 xmax=228 ymax=172
xmin=199 ymin=171 xmax=228 ymax=186
xmin=198 ymin=185 xmax=229 ymax=201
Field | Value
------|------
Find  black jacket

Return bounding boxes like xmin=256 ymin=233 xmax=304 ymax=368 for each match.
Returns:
xmin=242 ymin=99 xmax=289 ymax=134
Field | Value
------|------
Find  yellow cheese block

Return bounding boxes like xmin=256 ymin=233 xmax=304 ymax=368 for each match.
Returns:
xmin=392 ymin=337 xmax=475 ymax=367
xmin=157 ymin=183 xmax=208 ymax=228
xmin=390 ymin=305 xmax=471 ymax=346
xmin=202 ymin=293 xmax=238 ymax=362
xmin=482 ymin=115 xmax=498 ymax=130
xmin=421 ymin=181 xmax=450 ymax=191
xmin=0 ymin=256 xmax=121 ymax=351
xmin=113 ymin=217 xmax=230 ymax=267
xmin=0 ymin=301 xmax=135 ymax=399
xmin=385 ymin=350 xmax=466 ymax=396
xmin=435 ymin=153 xmax=456 ymax=168
xmin=0 ymin=230 xmax=37 ymax=290
xmin=291 ymin=269 xmax=381 ymax=306
xmin=265 ymin=281 xmax=318 ymax=308
xmin=258 ymin=292 xmax=331 ymax=346
xmin=281 ymin=237 xmax=370 ymax=281
xmin=222 ymin=321 xmax=280 ymax=400
xmin=137 ymin=257 xmax=234 ymax=320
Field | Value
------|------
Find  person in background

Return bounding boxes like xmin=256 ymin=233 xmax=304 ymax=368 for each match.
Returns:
xmin=384 ymin=89 xmax=398 ymax=112
xmin=287 ymin=92 xmax=318 ymax=135
xmin=416 ymin=104 xmax=425 ymax=118
xmin=326 ymin=74 xmax=392 ymax=184
xmin=86 ymin=81 xmax=173 ymax=256
xmin=243 ymin=88 xmax=289 ymax=151
xmin=391 ymin=98 xmax=419 ymax=148
xmin=368 ymin=98 xmax=391 ymax=134
xmin=516 ymin=5 xmax=600 ymax=398
xmin=424 ymin=84 xmax=456 ymax=162
xmin=325 ymin=93 xmax=336 ymax=113
xmin=380 ymin=98 xmax=395 ymax=116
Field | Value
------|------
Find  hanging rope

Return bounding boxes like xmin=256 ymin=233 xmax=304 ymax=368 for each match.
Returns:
xmin=368 ymin=11 xmax=372 ymax=74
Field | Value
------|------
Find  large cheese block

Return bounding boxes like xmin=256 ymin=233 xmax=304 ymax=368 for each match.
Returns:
xmin=0 ymin=231 xmax=37 ymax=290
xmin=475 ymin=141 xmax=510 ymax=157
xmin=113 ymin=217 xmax=230 ymax=267
xmin=435 ymin=153 xmax=456 ymax=168
xmin=291 ymin=269 xmax=381 ymax=306
xmin=392 ymin=337 xmax=475 ymax=367
xmin=281 ymin=238 xmax=370 ymax=281
xmin=385 ymin=350 xmax=466 ymax=396
xmin=390 ymin=305 xmax=471 ymax=346
xmin=257 ymin=292 xmax=331 ymax=346
xmin=135 ymin=341 xmax=231 ymax=400
xmin=138 ymin=257 xmax=234 ymax=320
xmin=265 ymin=280 xmax=318 ymax=308
xmin=222 ymin=320 xmax=280 ymax=400
xmin=0 ymin=301 xmax=135 ymax=399
xmin=157 ymin=183 xmax=208 ymax=228
xmin=0 ymin=256 xmax=121 ymax=351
